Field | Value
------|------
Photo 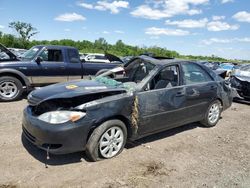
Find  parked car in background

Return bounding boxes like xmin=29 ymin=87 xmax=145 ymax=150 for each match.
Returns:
xmin=0 ymin=44 xmax=123 ymax=101
xmin=81 ymin=53 xmax=110 ymax=63
xmin=230 ymin=63 xmax=250 ymax=100
xmin=8 ymin=48 xmax=27 ymax=58
xmin=217 ymin=63 xmax=236 ymax=77
xmin=198 ymin=61 xmax=220 ymax=71
xmin=23 ymin=56 xmax=232 ymax=161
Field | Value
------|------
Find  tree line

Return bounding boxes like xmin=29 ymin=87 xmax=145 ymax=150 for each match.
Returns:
xmin=0 ymin=21 xmax=242 ymax=62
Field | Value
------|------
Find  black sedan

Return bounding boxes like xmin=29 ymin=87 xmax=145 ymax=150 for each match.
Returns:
xmin=22 ymin=56 xmax=233 ymax=161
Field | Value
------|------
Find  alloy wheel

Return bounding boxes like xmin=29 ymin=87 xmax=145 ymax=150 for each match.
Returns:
xmin=208 ymin=103 xmax=220 ymax=124
xmin=0 ymin=81 xmax=18 ymax=99
xmin=99 ymin=126 xmax=124 ymax=158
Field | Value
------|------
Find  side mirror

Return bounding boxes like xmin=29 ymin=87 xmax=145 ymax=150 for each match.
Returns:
xmin=35 ymin=56 xmax=43 ymax=64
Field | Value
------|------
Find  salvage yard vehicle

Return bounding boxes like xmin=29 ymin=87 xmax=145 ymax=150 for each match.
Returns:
xmin=0 ymin=44 xmax=122 ymax=102
xmin=81 ymin=53 xmax=110 ymax=63
xmin=22 ymin=56 xmax=233 ymax=161
xmin=230 ymin=64 xmax=250 ymax=100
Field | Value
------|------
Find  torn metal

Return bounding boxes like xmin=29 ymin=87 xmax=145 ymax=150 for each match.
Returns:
xmin=230 ymin=64 xmax=250 ymax=100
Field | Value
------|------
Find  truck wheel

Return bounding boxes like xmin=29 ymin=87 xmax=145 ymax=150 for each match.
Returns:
xmin=86 ymin=120 xmax=127 ymax=162
xmin=200 ymin=100 xmax=222 ymax=127
xmin=0 ymin=76 xmax=24 ymax=102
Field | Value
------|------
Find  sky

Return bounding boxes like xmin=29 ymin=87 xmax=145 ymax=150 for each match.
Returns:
xmin=0 ymin=0 xmax=250 ymax=60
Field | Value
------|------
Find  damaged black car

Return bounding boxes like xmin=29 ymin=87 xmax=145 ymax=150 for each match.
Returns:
xmin=230 ymin=64 xmax=250 ymax=100
xmin=22 ymin=56 xmax=233 ymax=161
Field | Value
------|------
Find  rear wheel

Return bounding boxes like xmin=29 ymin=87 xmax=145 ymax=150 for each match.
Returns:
xmin=86 ymin=120 xmax=127 ymax=161
xmin=200 ymin=100 xmax=222 ymax=127
xmin=0 ymin=76 xmax=23 ymax=102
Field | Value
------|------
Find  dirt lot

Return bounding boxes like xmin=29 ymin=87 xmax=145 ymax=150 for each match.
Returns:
xmin=0 ymin=100 xmax=249 ymax=188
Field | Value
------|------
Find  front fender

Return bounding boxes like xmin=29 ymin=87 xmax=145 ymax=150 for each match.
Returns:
xmin=0 ymin=68 xmax=31 ymax=88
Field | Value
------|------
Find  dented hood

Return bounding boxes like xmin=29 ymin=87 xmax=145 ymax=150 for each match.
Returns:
xmin=28 ymin=80 xmax=126 ymax=105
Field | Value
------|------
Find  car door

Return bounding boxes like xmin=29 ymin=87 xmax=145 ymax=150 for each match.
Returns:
xmin=137 ymin=65 xmax=188 ymax=136
xmin=31 ymin=48 xmax=67 ymax=85
xmin=180 ymin=62 xmax=218 ymax=122
xmin=66 ymin=48 xmax=83 ymax=81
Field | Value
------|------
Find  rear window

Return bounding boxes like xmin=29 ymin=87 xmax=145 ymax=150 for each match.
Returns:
xmin=182 ymin=63 xmax=213 ymax=85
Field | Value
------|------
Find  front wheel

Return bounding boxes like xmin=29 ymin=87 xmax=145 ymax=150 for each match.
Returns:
xmin=200 ymin=100 xmax=222 ymax=127
xmin=86 ymin=120 xmax=127 ymax=161
xmin=0 ymin=76 xmax=24 ymax=102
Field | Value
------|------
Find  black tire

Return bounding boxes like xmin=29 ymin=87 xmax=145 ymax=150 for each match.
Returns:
xmin=0 ymin=76 xmax=24 ymax=102
xmin=86 ymin=119 xmax=127 ymax=162
xmin=200 ymin=100 xmax=222 ymax=127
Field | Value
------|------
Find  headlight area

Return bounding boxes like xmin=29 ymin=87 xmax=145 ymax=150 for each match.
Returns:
xmin=37 ymin=110 xmax=86 ymax=124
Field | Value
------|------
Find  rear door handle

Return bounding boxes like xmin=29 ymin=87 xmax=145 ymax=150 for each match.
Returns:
xmin=176 ymin=91 xmax=185 ymax=97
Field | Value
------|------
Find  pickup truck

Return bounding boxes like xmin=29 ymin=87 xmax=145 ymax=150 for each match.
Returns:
xmin=0 ymin=44 xmax=123 ymax=101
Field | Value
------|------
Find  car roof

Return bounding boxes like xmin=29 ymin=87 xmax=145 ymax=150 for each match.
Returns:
xmin=33 ymin=45 xmax=77 ymax=50
xmin=139 ymin=55 xmax=193 ymax=66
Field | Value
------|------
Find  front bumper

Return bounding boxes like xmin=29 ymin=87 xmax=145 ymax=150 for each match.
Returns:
xmin=22 ymin=106 xmax=93 ymax=154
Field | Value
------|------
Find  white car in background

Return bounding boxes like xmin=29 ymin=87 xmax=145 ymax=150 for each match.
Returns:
xmin=81 ymin=53 xmax=110 ymax=63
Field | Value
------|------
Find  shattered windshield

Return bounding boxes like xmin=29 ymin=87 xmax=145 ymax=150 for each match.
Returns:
xmin=95 ymin=77 xmax=137 ymax=92
xmin=21 ymin=46 xmax=42 ymax=61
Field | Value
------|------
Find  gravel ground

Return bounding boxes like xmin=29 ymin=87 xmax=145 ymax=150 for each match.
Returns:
xmin=0 ymin=100 xmax=249 ymax=188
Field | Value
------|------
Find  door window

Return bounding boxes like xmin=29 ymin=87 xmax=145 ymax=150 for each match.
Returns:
xmin=39 ymin=49 xmax=63 ymax=62
xmin=182 ymin=63 xmax=212 ymax=85
xmin=68 ymin=49 xmax=79 ymax=63
xmin=146 ymin=65 xmax=179 ymax=90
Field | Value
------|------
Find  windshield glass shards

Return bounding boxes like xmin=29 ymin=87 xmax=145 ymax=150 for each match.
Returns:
xmin=95 ymin=77 xmax=137 ymax=92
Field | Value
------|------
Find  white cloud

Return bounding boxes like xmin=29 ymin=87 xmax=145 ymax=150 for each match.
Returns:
xmin=207 ymin=21 xmax=239 ymax=31
xmin=202 ymin=38 xmax=232 ymax=45
xmin=131 ymin=0 xmax=208 ymax=20
xmin=233 ymin=11 xmax=250 ymax=23
xmin=150 ymin=36 xmax=160 ymax=40
xmin=164 ymin=17 xmax=238 ymax=32
xmin=212 ymin=15 xmax=225 ymax=21
xmin=165 ymin=18 xmax=208 ymax=28
xmin=78 ymin=1 xmax=129 ymax=14
xmin=131 ymin=5 xmax=171 ymax=20
xmin=114 ymin=30 xmax=124 ymax=34
xmin=102 ymin=31 xmax=110 ymax=34
xmin=237 ymin=37 xmax=250 ymax=42
xmin=221 ymin=0 xmax=233 ymax=4
xmin=0 ymin=25 xmax=4 ymax=29
xmin=145 ymin=27 xmax=190 ymax=36
xmin=64 ymin=28 xmax=71 ymax=32
xmin=54 ymin=13 xmax=86 ymax=22
xmin=78 ymin=2 xmax=94 ymax=9
xmin=201 ymin=37 xmax=250 ymax=45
